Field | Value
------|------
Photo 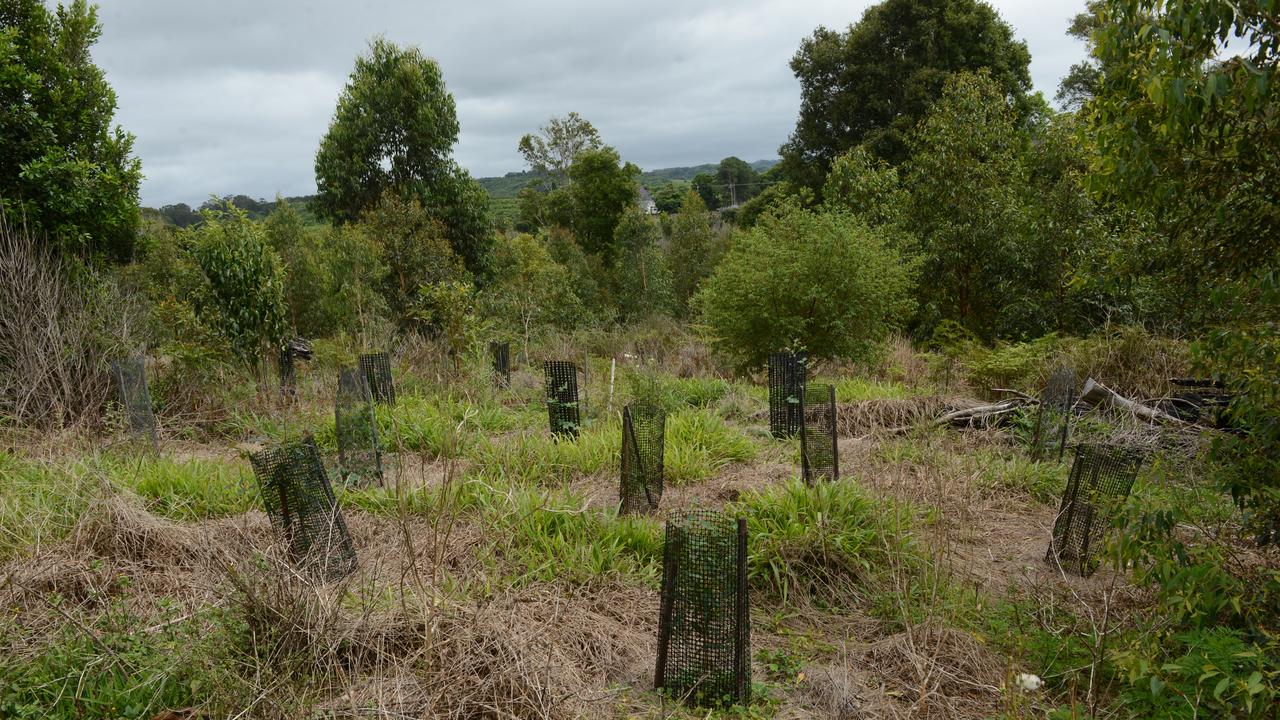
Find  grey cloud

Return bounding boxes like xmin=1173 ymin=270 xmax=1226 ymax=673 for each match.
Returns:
xmin=91 ymin=0 xmax=1088 ymax=207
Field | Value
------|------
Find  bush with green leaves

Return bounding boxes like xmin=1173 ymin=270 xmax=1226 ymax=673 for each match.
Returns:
xmin=183 ymin=206 xmax=287 ymax=366
xmin=695 ymin=203 xmax=914 ymax=371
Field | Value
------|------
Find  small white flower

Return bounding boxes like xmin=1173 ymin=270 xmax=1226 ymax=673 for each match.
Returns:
xmin=1015 ymin=673 xmax=1043 ymax=692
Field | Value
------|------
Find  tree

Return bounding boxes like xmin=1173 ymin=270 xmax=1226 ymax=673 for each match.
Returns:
xmin=314 ymin=38 xmax=490 ymax=274
xmin=667 ymin=190 xmax=718 ymax=314
xmin=690 ymin=172 xmax=722 ymax=210
xmin=779 ymin=0 xmax=1032 ymax=189
xmin=715 ymin=157 xmax=760 ymax=206
xmin=0 ymin=0 xmax=142 ymax=261
xmin=695 ymin=203 xmax=914 ymax=371
xmin=612 ymin=209 xmax=672 ymax=321
xmin=357 ymin=190 xmax=464 ymax=331
xmin=567 ymin=147 xmax=640 ymax=261
xmin=1056 ymin=1 xmax=1105 ymax=110
xmin=903 ymin=71 xmax=1031 ymax=341
xmin=517 ymin=112 xmax=602 ymax=188
xmin=184 ymin=206 xmax=287 ymax=366
xmin=651 ymin=182 xmax=688 ymax=214
xmin=483 ymin=232 xmax=583 ymax=359
xmin=822 ymin=146 xmax=907 ymax=227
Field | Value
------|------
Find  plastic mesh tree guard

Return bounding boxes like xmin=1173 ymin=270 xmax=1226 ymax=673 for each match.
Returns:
xmin=278 ymin=348 xmax=296 ymax=397
xmin=1046 ymin=443 xmax=1143 ymax=577
xmin=767 ymin=352 xmax=807 ymax=438
xmin=358 ymin=351 xmax=396 ymax=405
xmin=111 ymin=355 xmax=157 ymax=450
xmin=491 ymin=341 xmax=511 ymax=388
xmin=249 ymin=438 xmax=357 ymax=582
xmin=1031 ymin=366 xmax=1077 ymax=462
xmin=800 ymin=384 xmax=839 ymax=483
xmin=335 ymin=367 xmax=383 ymax=486
xmin=655 ymin=510 xmax=750 ymax=708
xmin=544 ymin=360 xmax=580 ymax=438
xmin=619 ymin=403 xmax=666 ymax=516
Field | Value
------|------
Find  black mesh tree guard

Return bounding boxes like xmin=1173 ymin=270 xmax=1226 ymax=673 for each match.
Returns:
xmin=1031 ymin=366 xmax=1077 ymax=462
xmin=767 ymin=352 xmax=807 ymax=439
xmin=111 ymin=355 xmax=157 ymax=450
xmin=800 ymin=383 xmax=839 ymax=484
xmin=359 ymin=351 xmax=396 ymax=405
xmin=655 ymin=510 xmax=750 ymax=708
xmin=491 ymin=341 xmax=511 ymax=388
xmin=249 ymin=437 xmax=357 ymax=582
xmin=278 ymin=348 xmax=296 ymax=398
xmin=619 ymin=403 xmax=666 ymax=516
xmin=544 ymin=360 xmax=580 ymax=439
xmin=1046 ymin=444 xmax=1143 ymax=577
xmin=335 ymin=367 xmax=384 ymax=486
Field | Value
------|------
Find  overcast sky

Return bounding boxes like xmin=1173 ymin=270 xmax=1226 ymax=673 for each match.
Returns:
xmin=92 ymin=0 xmax=1089 ymax=207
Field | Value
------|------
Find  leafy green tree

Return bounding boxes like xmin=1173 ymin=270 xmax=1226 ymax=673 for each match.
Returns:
xmin=779 ymin=0 xmax=1032 ymax=189
xmin=1056 ymin=1 xmax=1105 ymax=110
xmin=0 ymin=0 xmax=142 ymax=261
xmin=517 ymin=112 xmax=602 ymax=189
xmin=482 ymin=232 xmax=584 ymax=358
xmin=667 ymin=190 xmax=718 ymax=315
xmin=821 ymin=146 xmax=907 ymax=227
xmin=184 ymin=206 xmax=287 ymax=366
xmin=695 ymin=203 xmax=914 ymax=371
xmin=690 ymin=172 xmax=722 ymax=210
xmin=612 ymin=209 xmax=673 ymax=321
xmin=314 ymin=38 xmax=490 ymax=274
xmin=903 ymin=71 xmax=1030 ymax=340
xmin=651 ymin=182 xmax=688 ymax=214
xmin=715 ymin=157 xmax=760 ymax=206
xmin=357 ymin=190 xmax=464 ymax=331
xmin=567 ymin=147 xmax=640 ymax=261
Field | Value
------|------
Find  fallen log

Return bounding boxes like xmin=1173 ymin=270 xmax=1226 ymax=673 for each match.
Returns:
xmin=1079 ymin=377 xmax=1187 ymax=425
xmin=935 ymin=397 xmax=1031 ymax=428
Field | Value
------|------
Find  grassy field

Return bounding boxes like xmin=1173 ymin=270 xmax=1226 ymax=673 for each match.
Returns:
xmin=0 ymin=333 xmax=1239 ymax=719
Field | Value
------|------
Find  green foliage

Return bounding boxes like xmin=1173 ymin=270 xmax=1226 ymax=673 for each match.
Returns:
xmin=821 ymin=147 xmax=907 ymax=228
xmin=0 ymin=452 xmax=89 ymax=560
xmin=94 ymin=455 xmax=254 ymax=520
xmin=1089 ymin=0 xmax=1279 ymax=325
xmin=358 ymin=190 xmax=465 ymax=330
xmin=184 ymin=205 xmax=287 ymax=366
xmin=313 ymin=38 xmax=490 ymax=274
xmin=517 ymin=112 xmax=602 ymax=188
xmin=480 ymin=231 xmax=585 ymax=357
xmin=667 ymin=190 xmax=720 ymax=315
xmin=409 ymin=278 xmax=475 ymax=357
xmin=665 ymin=409 xmax=757 ymax=485
xmin=612 ymin=209 xmax=673 ymax=321
xmin=903 ymin=71 xmax=1031 ymax=341
xmin=0 ymin=0 xmax=142 ymax=261
xmin=734 ymin=478 xmax=909 ymax=604
xmin=1115 ymin=629 xmax=1279 ymax=719
xmin=715 ymin=156 xmax=762 ymax=206
xmin=0 ymin=599 xmax=204 ymax=719
xmin=695 ymin=204 xmax=914 ymax=371
xmin=567 ymin=147 xmax=640 ymax=261
xmin=779 ymin=0 xmax=1032 ymax=187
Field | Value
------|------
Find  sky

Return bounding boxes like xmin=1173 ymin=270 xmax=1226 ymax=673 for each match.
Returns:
xmin=91 ymin=0 xmax=1091 ymax=208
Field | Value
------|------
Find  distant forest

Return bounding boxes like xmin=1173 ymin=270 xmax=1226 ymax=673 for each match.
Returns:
xmin=147 ymin=159 xmax=779 ymax=227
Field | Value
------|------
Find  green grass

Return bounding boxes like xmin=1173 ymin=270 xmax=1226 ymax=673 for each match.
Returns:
xmin=830 ymin=377 xmax=920 ymax=402
xmin=665 ymin=409 xmax=758 ymax=485
xmin=465 ymin=420 xmax=620 ymax=485
xmin=0 ymin=452 xmax=89 ymax=560
xmin=93 ymin=453 xmax=256 ymax=520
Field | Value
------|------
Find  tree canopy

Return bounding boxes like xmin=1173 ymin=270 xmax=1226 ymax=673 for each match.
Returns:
xmin=0 ymin=0 xmax=142 ymax=261
xmin=314 ymin=38 xmax=490 ymax=274
xmin=778 ymin=0 xmax=1032 ymax=189
xmin=518 ymin=112 xmax=603 ymax=189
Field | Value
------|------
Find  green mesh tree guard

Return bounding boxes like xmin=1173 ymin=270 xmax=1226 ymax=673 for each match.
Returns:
xmin=111 ymin=355 xmax=157 ymax=450
xmin=767 ymin=351 xmax=806 ymax=438
xmin=655 ymin=510 xmax=750 ymax=708
xmin=358 ymin=351 xmax=396 ymax=405
xmin=278 ymin=348 xmax=296 ymax=398
xmin=800 ymin=383 xmax=839 ymax=483
xmin=249 ymin=437 xmax=357 ymax=582
xmin=491 ymin=341 xmax=511 ymax=388
xmin=1046 ymin=443 xmax=1143 ymax=577
xmin=336 ymin=367 xmax=383 ymax=486
xmin=1031 ymin=366 xmax=1077 ymax=462
xmin=544 ymin=360 xmax=580 ymax=438
xmin=619 ymin=403 xmax=665 ymax=516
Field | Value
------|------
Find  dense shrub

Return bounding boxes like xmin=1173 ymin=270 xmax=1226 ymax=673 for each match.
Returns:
xmin=695 ymin=203 xmax=914 ymax=371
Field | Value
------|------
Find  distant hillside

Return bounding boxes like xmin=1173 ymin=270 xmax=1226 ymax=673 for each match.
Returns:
xmin=479 ymin=159 xmax=779 ymax=199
